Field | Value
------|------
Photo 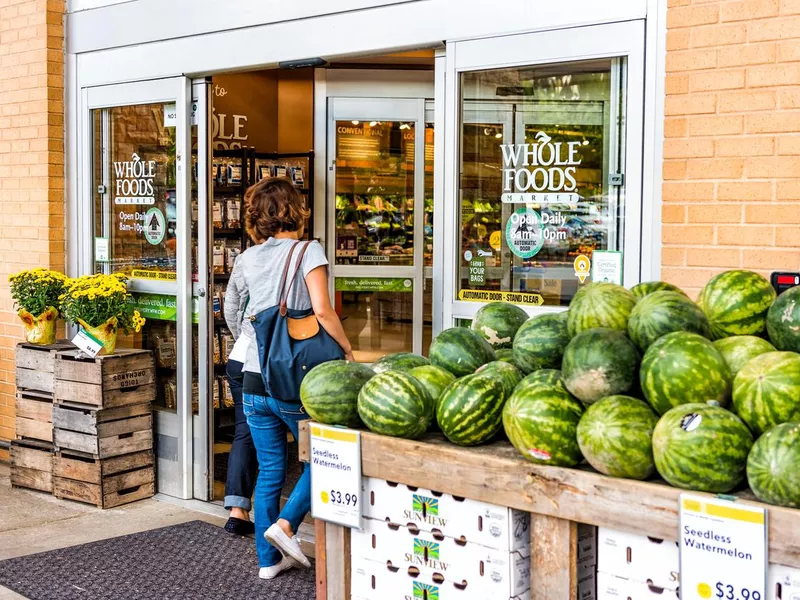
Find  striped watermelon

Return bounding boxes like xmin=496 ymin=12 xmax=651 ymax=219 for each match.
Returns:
xmin=627 ymin=291 xmax=711 ymax=351
xmin=471 ymin=302 xmax=530 ymax=348
xmin=567 ymin=282 xmax=637 ymax=337
xmin=577 ymin=395 xmax=659 ymax=480
xmin=561 ymin=328 xmax=640 ymax=404
xmin=747 ymin=422 xmax=800 ymax=508
xmin=698 ymin=270 xmax=776 ymax=339
xmin=373 ymin=352 xmax=430 ymax=374
xmin=732 ymin=351 xmax=800 ymax=436
xmin=300 ymin=360 xmax=375 ymax=427
xmin=640 ymin=331 xmax=731 ymax=415
xmin=358 ymin=371 xmax=434 ymax=439
xmin=476 ymin=361 xmax=523 ymax=397
xmin=652 ymin=403 xmax=754 ymax=493
xmin=713 ymin=335 xmax=775 ymax=376
xmin=630 ymin=281 xmax=687 ymax=301
xmin=495 ymin=348 xmax=516 ymax=364
xmin=436 ymin=373 xmax=505 ymax=446
xmin=516 ymin=369 xmax=564 ymax=392
xmin=767 ymin=286 xmax=800 ymax=352
xmin=430 ymin=327 xmax=496 ymax=377
xmin=503 ymin=383 xmax=585 ymax=467
xmin=513 ymin=312 xmax=570 ymax=374
xmin=408 ymin=365 xmax=456 ymax=408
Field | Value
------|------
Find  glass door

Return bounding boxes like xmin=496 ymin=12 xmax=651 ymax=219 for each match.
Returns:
xmin=443 ymin=22 xmax=645 ymax=325
xmin=327 ymin=98 xmax=426 ymax=361
xmin=84 ymin=77 xmax=201 ymax=499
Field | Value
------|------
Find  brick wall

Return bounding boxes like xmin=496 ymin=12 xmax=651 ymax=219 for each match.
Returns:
xmin=663 ymin=0 xmax=800 ymax=297
xmin=0 ymin=0 xmax=65 ymax=458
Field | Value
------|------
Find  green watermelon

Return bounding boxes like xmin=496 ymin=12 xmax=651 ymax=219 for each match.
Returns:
xmin=697 ymin=270 xmax=776 ymax=339
xmin=373 ymin=352 xmax=430 ymax=374
xmin=732 ymin=351 xmax=800 ymax=436
xmin=494 ymin=348 xmax=516 ymax=364
xmin=567 ymin=282 xmax=637 ymax=337
xmin=436 ymin=373 xmax=505 ymax=446
xmin=358 ymin=371 xmax=434 ymax=439
xmin=430 ymin=327 xmax=496 ymax=377
xmin=627 ymin=291 xmax=711 ymax=351
xmin=630 ymin=281 xmax=686 ymax=301
xmin=652 ymin=403 xmax=754 ymax=493
xmin=513 ymin=312 xmax=570 ymax=374
xmin=471 ymin=302 xmax=529 ymax=348
xmin=747 ymin=422 xmax=800 ymax=508
xmin=713 ymin=335 xmax=776 ymax=376
xmin=516 ymin=369 xmax=564 ymax=392
xmin=577 ymin=395 xmax=659 ymax=480
xmin=767 ymin=286 xmax=800 ymax=352
xmin=476 ymin=361 xmax=523 ymax=397
xmin=561 ymin=328 xmax=640 ymax=404
xmin=502 ymin=383 xmax=585 ymax=466
xmin=300 ymin=360 xmax=375 ymax=427
xmin=640 ymin=331 xmax=731 ymax=415
xmin=408 ymin=365 xmax=456 ymax=408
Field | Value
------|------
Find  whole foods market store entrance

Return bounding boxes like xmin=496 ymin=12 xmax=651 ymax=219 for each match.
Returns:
xmin=70 ymin=9 xmax=653 ymax=506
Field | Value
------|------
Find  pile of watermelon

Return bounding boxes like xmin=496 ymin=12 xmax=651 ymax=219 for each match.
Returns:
xmin=300 ymin=270 xmax=800 ymax=509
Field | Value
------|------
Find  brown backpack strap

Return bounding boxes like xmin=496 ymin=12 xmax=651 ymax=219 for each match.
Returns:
xmin=280 ymin=241 xmax=311 ymax=315
xmin=276 ymin=242 xmax=300 ymax=306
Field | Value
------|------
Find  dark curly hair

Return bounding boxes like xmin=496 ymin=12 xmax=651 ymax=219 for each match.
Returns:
xmin=244 ymin=177 xmax=310 ymax=242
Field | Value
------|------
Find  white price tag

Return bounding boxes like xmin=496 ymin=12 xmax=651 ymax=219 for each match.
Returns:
xmin=310 ymin=423 xmax=362 ymax=529
xmin=591 ymin=250 xmax=623 ymax=285
xmin=680 ymin=494 xmax=767 ymax=600
xmin=95 ymin=237 xmax=109 ymax=262
xmin=71 ymin=329 xmax=104 ymax=358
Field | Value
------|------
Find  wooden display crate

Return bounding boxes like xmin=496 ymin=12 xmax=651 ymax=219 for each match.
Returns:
xmin=53 ymin=449 xmax=155 ymax=508
xmin=54 ymin=349 xmax=156 ymax=410
xmin=53 ymin=402 xmax=153 ymax=459
xmin=10 ymin=439 xmax=54 ymax=493
xmin=15 ymin=341 xmax=73 ymax=399
xmin=15 ymin=394 xmax=53 ymax=444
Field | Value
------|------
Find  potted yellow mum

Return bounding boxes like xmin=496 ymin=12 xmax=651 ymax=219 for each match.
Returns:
xmin=9 ymin=268 xmax=69 ymax=345
xmin=60 ymin=273 xmax=146 ymax=355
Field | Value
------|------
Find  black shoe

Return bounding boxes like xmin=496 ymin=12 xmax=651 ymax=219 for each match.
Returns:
xmin=224 ymin=517 xmax=255 ymax=536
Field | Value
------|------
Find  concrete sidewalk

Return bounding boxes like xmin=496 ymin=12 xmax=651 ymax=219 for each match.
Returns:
xmin=0 ymin=462 xmax=226 ymax=600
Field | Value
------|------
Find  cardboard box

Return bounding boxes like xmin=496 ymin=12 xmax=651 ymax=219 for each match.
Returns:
xmin=597 ymin=529 xmax=679 ymax=591
xmin=597 ymin=572 xmax=679 ymax=600
xmin=352 ymin=517 xmax=530 ymax=597
xmin=769 ymin=564 xmax=800 ymax=600
xmin=351 ymin=556 xmax=530 ymax=600
xmin=362 ymin=477 xmax=529 ymax=552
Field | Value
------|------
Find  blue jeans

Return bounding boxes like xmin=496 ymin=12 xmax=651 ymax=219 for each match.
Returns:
xmin=224 ymin=360 xmax=258 ymax=511
xmin=243 ymin=392 xmax=311 ymax=568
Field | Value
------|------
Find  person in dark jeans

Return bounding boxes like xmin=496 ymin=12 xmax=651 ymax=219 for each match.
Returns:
xmin=222 ymin=256 xmax=258 ymax=535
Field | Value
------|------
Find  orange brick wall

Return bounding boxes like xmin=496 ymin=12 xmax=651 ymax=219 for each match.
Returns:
xmin=0 ymin=0 xmax=65 ymax=457
xmin=663 ymin=0 xmax=800 ymax=297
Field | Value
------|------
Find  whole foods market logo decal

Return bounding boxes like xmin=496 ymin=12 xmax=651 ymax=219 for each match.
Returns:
xmin=114 ymin=153 xmax=157 ymax=206
xmin=500 ymin=131 xmax=586 ymax=204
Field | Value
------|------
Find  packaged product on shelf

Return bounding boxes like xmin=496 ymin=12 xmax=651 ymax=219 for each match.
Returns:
xmin=165 ymin=375 xmax=178 ymax=410
xmin=226 ymin=241 xmax=241 ymax=272
xmin=152 ymin=325 xmax=177 ymax=369
xmin=213 ymin=241 xmax=225 ymax=274
xmin=212 ymin=377 xmax=221 ymax=409
xmin=227 ymin=163 xmax=242 ymax=186
xmin=214 ymin=284 xmax=226 ymax=319
xmin=215 ymin=160 xmax=226 ymax=186
xmin=212 ymin=198 xmax=225 ymax=229
xmin=274 ymin=164 xmax=288 ymax=178
xmin=192 ymin=380 xmax=199 ymax=415
xmin=226 ymin=198 xmax=241 ymax=228
xmin=223 ymin=378 xmax=235 ymax=408
xmin=291 ymin=166 xmax=305 ymax=187
xmin=259 ymin=164 xmax=272 ymax=180
xmin=221 ymin=328 xmax=235 ymax=361
xmin=212 ymin=294 xmax=222 ymax=320
xmin=191 ymin=200 xmax=198 ymax=223
xmin=213 ymin=332 xmax=221 ymax=365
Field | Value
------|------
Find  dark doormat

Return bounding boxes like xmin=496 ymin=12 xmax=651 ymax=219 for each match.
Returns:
xmin=0 ymin=520 xmax=316 ymax=600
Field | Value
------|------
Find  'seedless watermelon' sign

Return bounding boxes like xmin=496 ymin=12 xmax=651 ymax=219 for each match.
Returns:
xmin=310 ymin=424 xmax=362 ymax=529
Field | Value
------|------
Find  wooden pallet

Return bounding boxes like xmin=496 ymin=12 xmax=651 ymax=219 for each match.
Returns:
xmin=15 ymin=394 xmax=53 ymax=444
xmin=10 ymin=439 xmax=54 ymax=493
xmin=53 ymin=402 xmax=153 ymax=459
xmin=53 ymin=449 xmax=155 ymax=508
xmin=54 ymin=349 xmax=156 ymax=410
xmin=15 ymin=341 xmax=73 ymax=399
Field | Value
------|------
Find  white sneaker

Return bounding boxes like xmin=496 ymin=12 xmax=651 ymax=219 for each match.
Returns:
xmin=265 ymin=524 xmax=312 ymax=569
xmin=259 ymin=557 xmax=292 ymax=580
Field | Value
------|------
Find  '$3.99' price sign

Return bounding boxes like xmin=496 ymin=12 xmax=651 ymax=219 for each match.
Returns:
xmin=310 ymin=424 xmax=362 ymax=529
xmin=680 ymin=494 xmax=767 ymax=600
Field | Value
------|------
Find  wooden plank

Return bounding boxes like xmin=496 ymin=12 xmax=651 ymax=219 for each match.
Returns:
xmin=11 ymin=466 xmax=53 ymax=493
xmin=297 ymin=423 xmax=800 ymax=568
xmin=53 ymin=405 xmax=97 ymax=435
xmin=97 ymin=414 xmax=151 ymax=438
xmin=98 ymin=429 xmax=152 ymax=458
xmin=103 ymin=467 xmax=154 ymax=494
xmin=16 ymin=396 xmax=52 ymax=422
xmin=54 ymin=428 xmax=99 ymax=455
xmin=96 ymin=403 xmax=152 ymax=423
xmin=54 ymin=453 xmax=102 ymax=484
xmin=16 ymin=368 xmax=55 ymax=394
xmin=16 ymin=417 xmax=53 ymax=442
xmin=324 ymin=523 xmax=350 ymax=599
xmin=54 ymin=380 xmax=156 ymax=409
xmin=315 ymin=519 xmax=328 ymax=600
xmin=531 ymin=514 xmax=577 ymax=600
xmin=15 ymin=341 xmax=71 ymax=370
xmin=101 ymin=450 xmax=154 ymax=477
xmin=55 ymin=349 xmax=154 ymax=389
xmin=102 ymin=481 xmax=154 ymax=509
xmin=53 ymin=476 xmax=102 ymax=506
xmin=11 ymin=443 xmax=53 ymax=472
